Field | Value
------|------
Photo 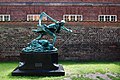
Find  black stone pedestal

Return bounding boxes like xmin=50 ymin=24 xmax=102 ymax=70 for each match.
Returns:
xmin=12 ymin=52 xmax=65 ymax=76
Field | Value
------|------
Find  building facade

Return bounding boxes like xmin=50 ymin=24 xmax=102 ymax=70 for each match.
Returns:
xmin=0 ymin=0 xmax=120 ymax=61
xmin=0 ymin=0 xmax=119 ymax=23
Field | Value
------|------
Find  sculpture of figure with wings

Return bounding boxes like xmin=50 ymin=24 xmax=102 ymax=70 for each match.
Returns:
xmin=22 ymin=12 xmax=72 ymax=52
xmin=32 ymin=12 xmax=72 ymax=45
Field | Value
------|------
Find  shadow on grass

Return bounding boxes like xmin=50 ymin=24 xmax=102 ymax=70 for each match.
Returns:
xmin=7 ymin=73 xmax=63 ymax=80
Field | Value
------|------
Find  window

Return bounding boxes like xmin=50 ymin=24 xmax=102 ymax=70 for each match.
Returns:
xmin=63 ymin=15 xmax=83 ymax=22
xmin=27 ymin=14 xmax=47 ymax=21
xmin=98 ymin=15 xmax=117 ymax=22
xmin=27 ymin=14 xmax=39 ymax=21
xmin=0 ymin=15 xmax=10 ymax=21
xmin=71 ymin=15 xmax=76 ymax=21
xmin=111 ymin=16 xmax=116 ymax=22
xmin=64 ymin=15 xmax=69 ymax=21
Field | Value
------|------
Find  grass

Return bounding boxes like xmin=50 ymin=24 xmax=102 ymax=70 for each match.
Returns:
xmin=107 ymin=75 xmax=120 ymax=80
xmin=0 ymin=61 xmax=120 ymax=80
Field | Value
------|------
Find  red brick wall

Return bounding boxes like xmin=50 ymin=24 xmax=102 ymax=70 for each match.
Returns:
xmin=0 ymin=0 xmax=120 ymax=3
xmin=0 ymin=22 xmax=120 ymax=61
xmin=0 ymin=5 xmax=119 ymax=22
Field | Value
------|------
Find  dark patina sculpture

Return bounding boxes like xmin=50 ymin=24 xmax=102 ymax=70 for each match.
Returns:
xmin=22 ymin=12 xmax=72 ymax=53
xmin=12 ymin=12 xmax=72 ymax=76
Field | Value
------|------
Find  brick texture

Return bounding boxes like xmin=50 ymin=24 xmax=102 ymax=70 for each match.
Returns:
xmin=0 ymin=0 xmax=120 ymax=3
xmin=0 ymin=5 xmax=119 ymax=22
xmin=0 ymin=22 xmax=120 ymax=61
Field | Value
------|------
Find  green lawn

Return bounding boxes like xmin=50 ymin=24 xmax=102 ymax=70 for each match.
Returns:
xmin=0 ymin=61 xmax=120 ymax=80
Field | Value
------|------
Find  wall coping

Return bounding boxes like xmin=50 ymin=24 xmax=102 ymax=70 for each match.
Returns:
xmin=0 ymin=2 xmax=120 ymax=6
xmin=0 ymin=21 xmax=120 ymax=27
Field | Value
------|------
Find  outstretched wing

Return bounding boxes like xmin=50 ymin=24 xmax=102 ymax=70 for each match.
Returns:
xmin=33 ymin=12 xmax=57 ymax=33
xmin=38 ymin=12 xmax=57 ymax=27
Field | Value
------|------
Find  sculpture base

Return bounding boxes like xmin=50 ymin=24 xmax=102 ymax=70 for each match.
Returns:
xmin=12 ymin=52 xmax=65 ymax=76
xmin=12 ymin=64 xmax=64 ymax=76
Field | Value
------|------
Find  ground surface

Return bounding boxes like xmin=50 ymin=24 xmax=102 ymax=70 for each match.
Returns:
xmin=0 ymin=61 xmax=120 ymax=80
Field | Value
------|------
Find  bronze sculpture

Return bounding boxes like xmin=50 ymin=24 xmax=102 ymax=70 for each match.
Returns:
xmin=12 ymin=12 xmax=71 ymax=76
xmin=22 ymin=12 xmax=72 ymax=52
